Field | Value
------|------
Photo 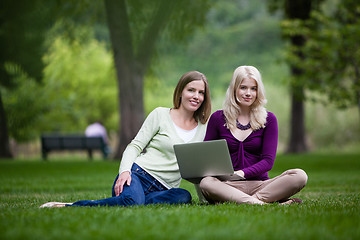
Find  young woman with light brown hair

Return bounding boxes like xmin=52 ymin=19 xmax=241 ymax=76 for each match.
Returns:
xmin=41 ymin=71 xmax=211 ymax=208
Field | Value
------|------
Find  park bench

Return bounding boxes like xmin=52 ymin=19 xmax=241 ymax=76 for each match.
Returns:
xmin=41 ymin=134 xmax=108 ymax=160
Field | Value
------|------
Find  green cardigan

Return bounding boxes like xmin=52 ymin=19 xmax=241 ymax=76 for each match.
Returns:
xmin=119 ymin=107 xmax=207 ymax=188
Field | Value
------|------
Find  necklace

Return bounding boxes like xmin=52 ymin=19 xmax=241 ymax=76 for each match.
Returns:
xmin=236 ymin=119 xmax=251 ymax=130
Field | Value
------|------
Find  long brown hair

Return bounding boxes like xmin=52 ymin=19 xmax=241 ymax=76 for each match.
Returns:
xmin=173 ymin=71 xmax=211 ymax=124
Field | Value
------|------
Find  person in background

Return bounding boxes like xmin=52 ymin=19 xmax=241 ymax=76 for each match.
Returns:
xmin=85 ymin=121 xmax=111 ymax=157
xmin=85 ymin=121 xmax=109 ymax=144
xmin=199 ymin=65 xmax=307 ymax=205
xmin=40 ymin=70 xmax=211 ymax=208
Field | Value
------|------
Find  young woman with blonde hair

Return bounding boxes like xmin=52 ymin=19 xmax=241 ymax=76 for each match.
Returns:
xmin=199 ymin=66 xmax=307 ymax=205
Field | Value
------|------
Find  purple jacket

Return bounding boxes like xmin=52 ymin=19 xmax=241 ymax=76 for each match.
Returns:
xmin=204 ymin=110 xmax=278 ymax=180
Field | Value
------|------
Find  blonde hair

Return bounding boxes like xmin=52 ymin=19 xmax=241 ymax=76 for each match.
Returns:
xmin=173 ymin=71 xmax=211 ymax=124
xmin=223 ymin=66 xmax=267 ymax=130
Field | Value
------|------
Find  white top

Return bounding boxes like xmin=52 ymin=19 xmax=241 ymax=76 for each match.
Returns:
xmin=173 ymin=123 xmax=198 ymax=143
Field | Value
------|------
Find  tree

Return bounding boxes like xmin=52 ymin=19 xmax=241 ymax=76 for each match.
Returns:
xmin=283 ymin=0 xmax=312 ymax=153
xmin=0 ymin=90 xmax=11 ymax=158
xmin=0 ymin=0 xmax=50 ymax=158
xmin=268 ymin=0 xmax=360 ymax=153
xmin=104 ymin=0 xmax=210 ymax=158
xmin=1 ymin=0 xmax=210 ymax=159
xmin=2 ymin=69 xmax=48 ymax=143
xmin=268 ymin=0 xmax=321 ymax=153
xmin=1 ymin=0 xmax=113 ymax=158
xmin=292 ymin=0 xmax=360 ymax=116
xmin=39 ymin=34 xmax=118 ymax=134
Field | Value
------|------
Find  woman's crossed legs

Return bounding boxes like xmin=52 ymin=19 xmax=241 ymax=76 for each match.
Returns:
xmin=199 ymin=169 xmax=308 ymax=205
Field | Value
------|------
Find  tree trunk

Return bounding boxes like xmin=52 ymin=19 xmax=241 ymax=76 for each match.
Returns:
xmin=285 ymin=0 xmax=311 ymax=153
xmin=352 ymin=59 xmax=360 ymax=123
xmin=104 ymin=0 xmax=176 ymax=159
xmin=104 ymin=0 xmax=145 ymax=158
xmin=286 ymin=86 xmax=307 ymax=153
xmin=357 ymin=90 xmax=360 ymax=124
xmin=0 ymin=90 xmax=13 ymax=159
xmin=115 ymin=70 xmax=145 ymax=158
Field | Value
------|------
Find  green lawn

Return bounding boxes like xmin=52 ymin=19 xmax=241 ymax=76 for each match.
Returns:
xmin=1 ymin=153 xmax=359 ymax=240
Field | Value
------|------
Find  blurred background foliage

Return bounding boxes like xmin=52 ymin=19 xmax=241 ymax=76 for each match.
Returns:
xmin=1 ymin=0 xmax=359 ymax=157
xmin=4 ymin=25 xmax=118 ymax=142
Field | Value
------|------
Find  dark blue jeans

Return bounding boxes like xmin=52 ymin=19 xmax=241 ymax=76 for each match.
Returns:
xmin=70 ymin=163 xmax=192 ymax=207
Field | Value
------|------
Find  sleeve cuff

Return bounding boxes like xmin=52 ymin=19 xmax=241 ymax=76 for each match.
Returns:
xmin=119 ymin=169 xmax=131 ymax=176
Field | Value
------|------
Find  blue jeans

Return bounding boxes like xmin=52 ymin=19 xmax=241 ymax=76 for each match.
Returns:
xmin=70 ymin=163 xmax=192 ymax=207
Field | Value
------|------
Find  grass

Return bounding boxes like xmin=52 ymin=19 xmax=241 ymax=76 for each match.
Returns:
xmin=1 ymin=153 xmax=359 ymax=240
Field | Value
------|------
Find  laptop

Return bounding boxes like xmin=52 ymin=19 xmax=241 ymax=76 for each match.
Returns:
xmin=173 ymin=139 xmax=245 ymax=184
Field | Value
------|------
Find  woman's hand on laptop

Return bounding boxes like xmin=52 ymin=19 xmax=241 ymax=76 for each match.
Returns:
xmin=234 ymin=170 xmax=245 ymax=179
xmin=114 ymin=171 xmax=132 ymax=196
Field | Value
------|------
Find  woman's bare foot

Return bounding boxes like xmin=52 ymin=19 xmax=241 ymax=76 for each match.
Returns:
xmin=39 ymin=202 xmax=73 ymax=208
xmin=279 ymin=198 xmax=302 ymax=205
